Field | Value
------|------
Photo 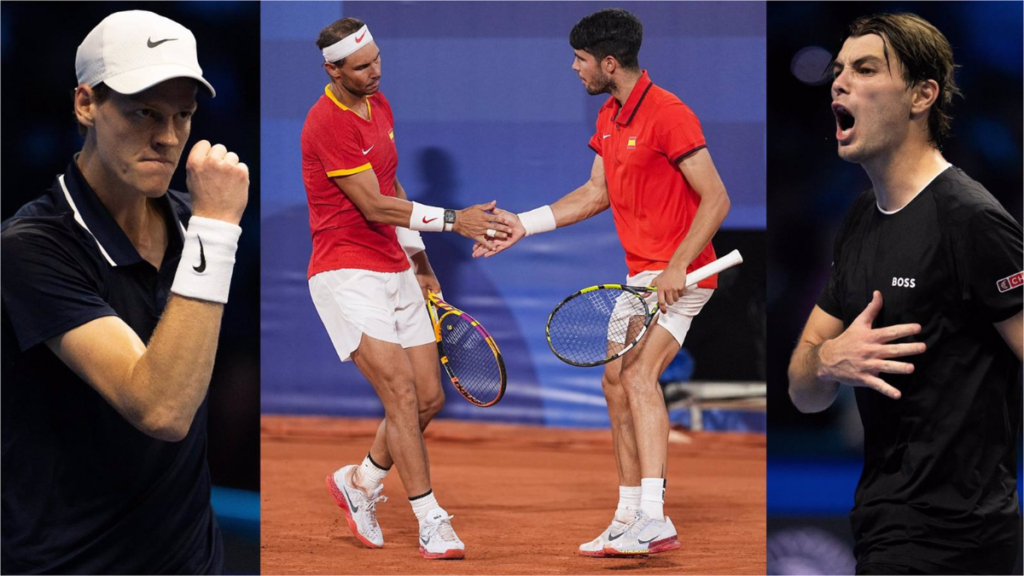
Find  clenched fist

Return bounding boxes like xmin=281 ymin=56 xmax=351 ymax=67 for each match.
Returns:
xmin=186 ymin=140 xmax=249 ymax=225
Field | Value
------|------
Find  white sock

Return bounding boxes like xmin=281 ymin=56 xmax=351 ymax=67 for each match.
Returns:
xmin=350 ymin=450 xmax=385 ymax=491
xmin=410 ymin=490 xmax=440 ymax=525
xmin=640 ymin=477 xmax=665 ymax=521
xmin=615 ymin=486 xmax=642 ymax=522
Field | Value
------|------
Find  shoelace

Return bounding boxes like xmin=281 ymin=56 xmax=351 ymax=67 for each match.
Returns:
xmin=622 ymin=510 xmax=654 ymax=539
xmin=365 ymin=492 xmax=387 ymax=530
xmin=427 ymin=514 xmax=458 ymax=542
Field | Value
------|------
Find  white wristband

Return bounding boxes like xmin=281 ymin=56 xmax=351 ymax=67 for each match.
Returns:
xmin=396 ymin=227 xmax=426 ymax=257
xmin=518 ymin=205 xmax=556 ymax=237
xmin=171 ymin=216 xmax=242 ymax=304
xmin=409 ymin=202 xmax=446 ymax=232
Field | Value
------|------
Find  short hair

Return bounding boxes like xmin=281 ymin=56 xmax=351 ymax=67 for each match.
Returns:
xmin=569 ymin=8 xmax=642 ymax=71
xmin=75 ymin=82 xmax=112 ymax=138
xmin=316 ymin=17 xmax=366 ymax=67
xmin=844 ymin=12 xmax=961 ymax=146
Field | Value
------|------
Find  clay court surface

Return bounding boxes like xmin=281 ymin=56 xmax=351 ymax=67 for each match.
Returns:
xmin=262 ymin=416 xmax=765 ymax=574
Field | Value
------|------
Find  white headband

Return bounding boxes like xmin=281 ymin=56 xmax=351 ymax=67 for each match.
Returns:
xmin=322 ymin=25 xmax=374 ymax=62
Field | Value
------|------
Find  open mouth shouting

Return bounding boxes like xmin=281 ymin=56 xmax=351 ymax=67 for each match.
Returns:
xmin=833 ymin=102 xmax=856 ymax=143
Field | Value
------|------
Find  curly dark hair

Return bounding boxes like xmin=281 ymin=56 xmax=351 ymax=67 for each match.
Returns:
xmin=569 ymin=8 xmax=642 ymax=70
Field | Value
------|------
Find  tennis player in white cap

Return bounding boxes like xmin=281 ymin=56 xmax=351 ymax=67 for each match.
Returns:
xmin=2 ymin=10 xmax=246 ymax=574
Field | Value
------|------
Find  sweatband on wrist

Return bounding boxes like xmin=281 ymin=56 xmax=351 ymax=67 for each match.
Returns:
xmin=171 ymin=216 xmax=242 ymax=304
xmin=396 ymin=227 xmax=426 ymax=257
xmin=409 ymin=201 xmax=446 ymax=232
xmin=518 ymin=205 xmax=556 ymax=237
xmin=322 ymin=25 xmax=374 ymax=62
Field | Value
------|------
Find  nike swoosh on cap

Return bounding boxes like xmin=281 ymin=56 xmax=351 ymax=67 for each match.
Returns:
xmin=147 ymin=37 xmax=178 ymax=48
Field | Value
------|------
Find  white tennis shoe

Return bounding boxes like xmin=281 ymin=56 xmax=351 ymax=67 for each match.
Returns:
xmin=325 ymin=465 xmax=387 ymax=548
xmin=418 ymin=507 xmax=465 ymax=559
xmin=578 ymin=518 xmax=629 ymax=557
xmin=602 ymin=509 xmax=681 ymax=556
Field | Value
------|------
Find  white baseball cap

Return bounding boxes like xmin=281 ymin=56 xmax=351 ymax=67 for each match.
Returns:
xmin=75 ymin=10 xmax=216 ymax=97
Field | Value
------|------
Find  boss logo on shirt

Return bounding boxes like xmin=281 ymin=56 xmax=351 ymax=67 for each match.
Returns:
xmin=627 ymin=136 xmax=637 ymax=149
xmin=892 ymin=277 xmax=916 ymax=288
xmin=997 ymin=271 xmax=1023 ymax=293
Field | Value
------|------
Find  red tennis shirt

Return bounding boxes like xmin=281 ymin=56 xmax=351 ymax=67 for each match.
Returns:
xmin=588 ymin=71 xmax=718 ymax=288
xmin=301 ymin=85 xmax=408 ymax=278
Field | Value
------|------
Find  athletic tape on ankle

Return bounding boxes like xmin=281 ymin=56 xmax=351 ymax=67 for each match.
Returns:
xmin=518 ymin=205 xmax=556 ymax=236
xmin=171 ymin=216 xmax=242 ymax=304
xmin=395 ymin=226 xmax=426 ymax=257
xmin=409 ymin=202 xmax=446 ymax=232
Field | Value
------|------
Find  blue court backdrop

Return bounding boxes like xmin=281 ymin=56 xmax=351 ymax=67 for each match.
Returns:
xmin=261 ymin=2 xmax=766 ymax=427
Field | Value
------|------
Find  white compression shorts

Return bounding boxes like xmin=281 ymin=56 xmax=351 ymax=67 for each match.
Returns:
xmin=608 ymin=269 xmax=714 ymax=346
xmin=309 ymin=268 xmax=435 ymax=363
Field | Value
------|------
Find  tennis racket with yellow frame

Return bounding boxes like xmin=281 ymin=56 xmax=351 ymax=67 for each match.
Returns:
xmin=426 ymin=293 xmax=507 ymax=407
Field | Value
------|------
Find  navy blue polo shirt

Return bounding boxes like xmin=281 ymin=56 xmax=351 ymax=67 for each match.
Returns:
xmin=1 ymin=159 xmax=224 ymax=574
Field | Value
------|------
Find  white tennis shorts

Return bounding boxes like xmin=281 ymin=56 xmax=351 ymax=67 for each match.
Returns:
xmin=309 ymin=268 xmax=435 ymax=363
xmin=610 ymin=269 xmax=714 ymax=346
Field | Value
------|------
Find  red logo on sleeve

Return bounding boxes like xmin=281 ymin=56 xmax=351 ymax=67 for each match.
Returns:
xmin=355 ymin=31 xmax=367 ymax=43
xmin=996 ymin=271 xmax=1023 ymax=293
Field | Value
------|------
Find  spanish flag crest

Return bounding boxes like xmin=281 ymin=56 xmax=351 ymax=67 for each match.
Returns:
xmin=627 ymin=136 xmax=637 ymax=149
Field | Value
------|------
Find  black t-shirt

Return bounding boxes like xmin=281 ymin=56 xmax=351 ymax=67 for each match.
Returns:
xmin=1 ymin=160 xmax=223 ymax=574
xmin=817 ymin=166 xmax=1023 ymax=574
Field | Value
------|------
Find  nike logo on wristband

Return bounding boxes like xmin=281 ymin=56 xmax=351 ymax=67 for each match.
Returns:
xmin=193 ymin=236 xmax=207 ymax=273
xmin=422 ymin=217 xmax=438 ymax=224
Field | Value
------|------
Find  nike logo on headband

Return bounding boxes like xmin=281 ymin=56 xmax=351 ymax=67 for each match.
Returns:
xmin=355 ymin=31 xmax=367 ymax=43
xmin=147 ymin=37 xmax=178 ymax=48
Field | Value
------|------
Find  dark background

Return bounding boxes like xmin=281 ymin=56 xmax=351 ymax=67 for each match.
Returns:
xmin=1 ymin=2 xmax=260 ymax=572
xmin=766 ymin=2 xmax=1023 ymax=574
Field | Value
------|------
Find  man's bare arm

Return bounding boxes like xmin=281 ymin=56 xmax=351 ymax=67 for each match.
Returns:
xmin=995 ymin=309 xmax=1023 ymax=362
xmin=48 ymin=298 xmax=225 ymax=441
xmin=333 ymin=170 xmax=510 ymax=250
xmin=650 ymin=148 xmax=731 ymax=310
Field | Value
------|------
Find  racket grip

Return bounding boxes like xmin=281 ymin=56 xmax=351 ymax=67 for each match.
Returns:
xmin=685 ymin=249 xmax=743 ymax=288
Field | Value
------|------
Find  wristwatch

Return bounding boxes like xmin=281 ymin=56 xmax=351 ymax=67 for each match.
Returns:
xmin=443 ymin=209 xmax=456 ymax=232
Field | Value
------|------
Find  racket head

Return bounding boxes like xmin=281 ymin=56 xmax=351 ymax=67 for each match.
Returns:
xmin=546 ymin=285 xmax=655 ymax=367
xmin=427 ymin=294 xmax=507 ymax=407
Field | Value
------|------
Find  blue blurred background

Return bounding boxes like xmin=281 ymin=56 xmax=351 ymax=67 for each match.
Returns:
xmin=1 ymin=3 xmax=259 ymax=573
xmin=766 ymin=3 xmax=1023 ymax=574
xmin=260 ymin=1 xmax=766 ymax=432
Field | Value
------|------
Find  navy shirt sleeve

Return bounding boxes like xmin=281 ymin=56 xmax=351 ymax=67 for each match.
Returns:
xmin=816 ymin=260 xmax=843 ymax=320
xmin=957 ymin=205 xmax=1024 ymax=323
xmin=1 ymin=219 xmax=117 ymax=351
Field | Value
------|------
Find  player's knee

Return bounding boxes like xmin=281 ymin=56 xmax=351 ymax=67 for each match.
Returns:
xmin=602 ymin=370 xmax=626 ymax=401
xmin=419 ymin=387 xmax=445 ymax=421
xmin=380 ymin=375 xmax=419 ymax=416
xmin=619 ymin=362 xmax=653 ymax=396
